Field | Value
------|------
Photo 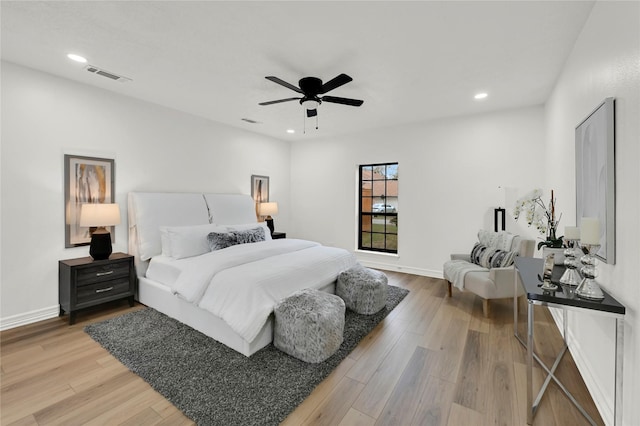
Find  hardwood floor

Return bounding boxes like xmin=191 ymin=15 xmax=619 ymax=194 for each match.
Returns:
xmin=1 ymin=272 xmax=603 ymax=425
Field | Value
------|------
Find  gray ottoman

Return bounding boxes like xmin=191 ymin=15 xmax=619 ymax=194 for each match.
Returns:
xmin=273 ymin=289 xmax=345 ymax=363
xmin=337 ymin=265 xmax=388 ymax=314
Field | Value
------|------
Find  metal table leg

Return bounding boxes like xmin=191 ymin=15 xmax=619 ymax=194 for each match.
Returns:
xmin=527 ymin=300 xmax=534 ymax=424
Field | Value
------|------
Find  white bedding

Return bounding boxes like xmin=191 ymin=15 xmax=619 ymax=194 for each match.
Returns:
xmin=146 ymin=256 xmax=184 ymax=287
xmin=165 ymin=238 xmax=357 ymax=342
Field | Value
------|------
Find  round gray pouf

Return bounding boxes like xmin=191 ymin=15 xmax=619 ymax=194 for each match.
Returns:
xmin=273 ymin=289 xmax=345 ymax=363
xmin=337 ymin=265 xmax=388 ymax=315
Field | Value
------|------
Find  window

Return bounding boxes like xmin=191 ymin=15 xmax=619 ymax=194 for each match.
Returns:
xmin=358 ymin=163 xmax=398 ymax=253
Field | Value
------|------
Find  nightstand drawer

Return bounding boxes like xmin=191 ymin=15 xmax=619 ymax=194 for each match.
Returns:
xmin=76 ymin=278 xmax=131 ymax=305
xmin=76 ymin=261 xmax=130 ymax=286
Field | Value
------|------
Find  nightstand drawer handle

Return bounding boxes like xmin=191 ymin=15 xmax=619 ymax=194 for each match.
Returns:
xmin=95 ymin=287 xmax=114 ymax=293
xmin=96 ymin=271 xmax=114 ymax=277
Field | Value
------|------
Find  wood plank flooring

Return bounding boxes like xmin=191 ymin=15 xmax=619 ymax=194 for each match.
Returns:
xmin=1 ymin=272 xmax=603 ymax=425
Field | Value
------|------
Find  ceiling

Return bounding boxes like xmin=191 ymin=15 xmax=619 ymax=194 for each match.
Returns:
xmin=1 ymin=1 xmax=595 ymax=141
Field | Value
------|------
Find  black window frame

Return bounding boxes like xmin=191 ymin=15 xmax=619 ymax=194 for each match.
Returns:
xmin=358 ymin=162 xmax=398 ymax=254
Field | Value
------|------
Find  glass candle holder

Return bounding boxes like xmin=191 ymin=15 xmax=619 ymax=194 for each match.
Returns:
xmin=559 ymin=239 xmax=581 ymax=286
xmin=576 ymin=244 xmax=605 ymax=300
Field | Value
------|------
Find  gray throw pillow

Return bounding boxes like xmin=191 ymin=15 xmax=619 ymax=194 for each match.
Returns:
xmin=207 ymin=231 xmax=238 ymax=251
xmin=233 ymin=226 xmax=266 ymax=244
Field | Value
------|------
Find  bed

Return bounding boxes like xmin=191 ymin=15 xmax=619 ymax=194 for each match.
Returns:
xmin=128 ymin=192 xmax=357 ymax=356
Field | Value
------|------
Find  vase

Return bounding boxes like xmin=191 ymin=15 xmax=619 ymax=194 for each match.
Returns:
xmin=542 ymin=246 xmax=565 ymax=265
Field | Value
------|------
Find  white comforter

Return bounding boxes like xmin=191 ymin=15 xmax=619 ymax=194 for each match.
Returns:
xmin=170 ymin=239 xmax=358 ymax=342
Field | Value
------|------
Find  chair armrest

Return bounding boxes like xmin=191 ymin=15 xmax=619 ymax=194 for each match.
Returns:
xmin=489 ymin=265 xmax=516 ymax=282
xmin=450 ymin=253 xmax=471 ymax=262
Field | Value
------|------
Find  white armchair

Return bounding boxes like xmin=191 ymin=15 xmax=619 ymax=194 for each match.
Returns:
xmin=443 ymin=230 xmax=534 ymax=317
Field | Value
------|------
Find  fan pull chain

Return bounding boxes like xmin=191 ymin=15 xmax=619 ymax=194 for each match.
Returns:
xmin=303 ymin=109 xmax=306 ymax=134
xmin=316 ymin=114 xmax=319 ymax=130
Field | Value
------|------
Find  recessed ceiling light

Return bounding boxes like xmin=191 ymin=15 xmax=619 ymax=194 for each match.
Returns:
xmin=474 ymin=92 xmax=488 ymax=100
xmin=67 ymin=53 xmax=87 ymax=63
xmin=286 ymin=129 xmax=295 ymax=134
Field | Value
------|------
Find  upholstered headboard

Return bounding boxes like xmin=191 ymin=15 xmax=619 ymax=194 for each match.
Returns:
xmin=128 ymin=192 xmax=257 ymax=276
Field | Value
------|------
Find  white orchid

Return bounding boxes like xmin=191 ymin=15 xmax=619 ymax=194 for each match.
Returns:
xmin=514 ymin=188 xmax=562 ymax=249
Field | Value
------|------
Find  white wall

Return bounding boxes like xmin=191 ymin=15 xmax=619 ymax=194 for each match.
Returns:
xmin=544 ymin=2 xmax=639 ymax=425
xmin=289 ymin=106 xmax=545 ymax=276
xmin=0 ymin=61 xmax=291 ymax=327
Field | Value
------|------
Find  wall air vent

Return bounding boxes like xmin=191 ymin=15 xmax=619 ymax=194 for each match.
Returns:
xmin=85 ymin=65 xmax=132 ymax=83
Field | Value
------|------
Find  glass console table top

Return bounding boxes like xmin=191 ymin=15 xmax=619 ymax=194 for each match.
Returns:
xmin=515 ymin=257 xmax=625 ymax=315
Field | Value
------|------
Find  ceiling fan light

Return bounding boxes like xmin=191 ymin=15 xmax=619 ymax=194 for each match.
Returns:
xmin=301 ymin=100 xmax=319 ymax=109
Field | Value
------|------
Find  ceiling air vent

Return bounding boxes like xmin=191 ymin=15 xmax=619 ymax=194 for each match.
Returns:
xmin=85 ymin=65 xmax=132 ymax=83
xmin=241 ymin=118 xmax=261 ymax=124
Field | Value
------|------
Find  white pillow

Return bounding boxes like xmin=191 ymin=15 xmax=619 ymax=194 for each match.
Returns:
xmin=226 ymin=222 xmax=272 ymax=240
xmin=160 ymin=223 xmax=227 ymax=259
xmin=129 ymin=192 xmax=210 ymax=261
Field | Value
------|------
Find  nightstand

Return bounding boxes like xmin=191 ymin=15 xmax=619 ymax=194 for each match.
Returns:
xmin=59 ymin=252 xmax=136 ymax=325
xmin=272 ymin=232 xmax=286 ymax=239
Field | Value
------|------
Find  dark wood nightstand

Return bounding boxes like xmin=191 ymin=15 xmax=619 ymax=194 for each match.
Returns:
xmin=59 ymin=252 xmax=136 ymax=325
xmin=272 ymin=232 xmax=286 ymax=239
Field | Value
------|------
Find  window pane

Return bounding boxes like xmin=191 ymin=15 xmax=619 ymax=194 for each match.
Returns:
xmin=372 ymin=234 xmax=385 ymax=249
xmin=361 ymin=232 xmax=372 ymax=248
xmin=361 ymin=215 xmax=372 ymax=232
xmin=385 ymin=234 xmax=398 ymax=250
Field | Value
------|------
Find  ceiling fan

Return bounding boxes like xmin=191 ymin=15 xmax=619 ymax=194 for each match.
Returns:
xmin=259 ymin=73 xmax=364 ymax=118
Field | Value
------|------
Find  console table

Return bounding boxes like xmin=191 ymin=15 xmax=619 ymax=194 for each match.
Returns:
xmin=514 ymin=257 xmax=625 ymax=425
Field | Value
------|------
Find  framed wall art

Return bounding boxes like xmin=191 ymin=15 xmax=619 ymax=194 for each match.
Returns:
xmin=575 ymin=97 xmax=615 ymax=264
xmin=251 ymin=175 xmax=269 ymax=203
xmin=64 ymin=154 xmax=115 ymax=248
xmin=251 ymin=175 xmax=269 ymax=220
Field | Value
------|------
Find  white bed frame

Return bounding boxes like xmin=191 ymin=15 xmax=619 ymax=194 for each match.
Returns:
xmin=128 ymin=192 xmax=334 ymax=356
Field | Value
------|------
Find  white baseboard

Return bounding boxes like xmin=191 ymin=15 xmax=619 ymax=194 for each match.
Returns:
xmin=357 ymin=260 xmax=443 ymax=279
xmin=549 ymin=308 xmax=612 ymax=425
xmin=0 ymin=305 xmax=59 ymax=331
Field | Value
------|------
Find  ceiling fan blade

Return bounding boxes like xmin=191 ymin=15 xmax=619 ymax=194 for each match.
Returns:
xmin=307 ymin=109 xmax=318 ymax=118
xmin=259 ymin=97 xmax=301 ymax=106
xmin=320 ymin=73 xmax=353 ymax=94
xmin=321 ymin=95 xmax=364 ymax=107
xmin=265 ymin=76 xmax=303 ymax=94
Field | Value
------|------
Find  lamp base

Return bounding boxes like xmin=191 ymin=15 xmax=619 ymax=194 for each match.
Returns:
xmin=89 ymin=229 xmax=113 ymax=260
xmin=265 ymin=216 xmax=275 ymax=236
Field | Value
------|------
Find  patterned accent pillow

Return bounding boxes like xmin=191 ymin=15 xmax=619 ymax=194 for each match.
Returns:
xmin=470 ymin=243 xmax=487 ymax=266
xmin=471 ymin=243 xmax=519 ymax=268
xmin=499 ymin=250 xmax=519 ymax=267
xmin=207 ymin=231 xmax=238 ymax=251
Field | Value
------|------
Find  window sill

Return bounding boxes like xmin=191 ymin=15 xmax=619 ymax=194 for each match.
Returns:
xmin=355 ymin=249 xmax=399 ymax=258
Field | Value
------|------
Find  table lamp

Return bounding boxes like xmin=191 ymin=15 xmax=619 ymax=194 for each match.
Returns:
xmin=80 ymin=203 xmax=121 ymax=260
xmin=258 ymin=202 xmax=278 ymax=236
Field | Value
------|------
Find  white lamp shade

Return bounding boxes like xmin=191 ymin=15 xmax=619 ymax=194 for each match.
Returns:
xmin=80 ymin=203 xmax=121 ymax=227
xmin=258 ymin=202 xmax=278 ymax=216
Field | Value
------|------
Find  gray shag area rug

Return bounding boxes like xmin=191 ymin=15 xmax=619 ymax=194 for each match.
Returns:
xmin=85 ymin=285 xmax=409 ymax=426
